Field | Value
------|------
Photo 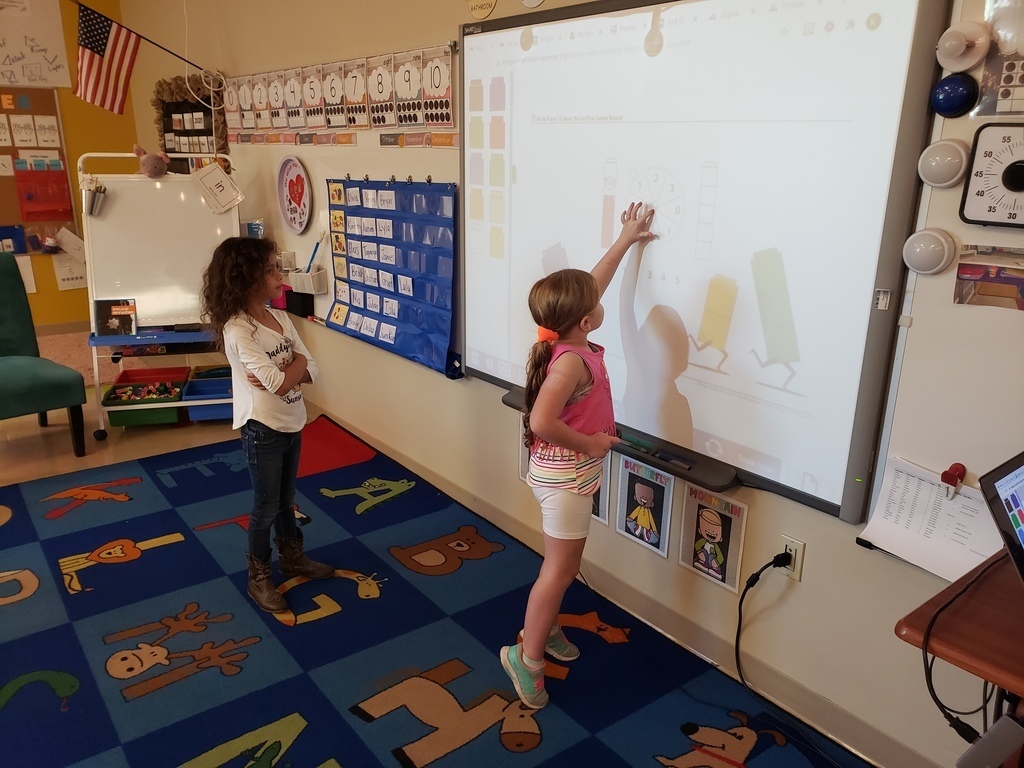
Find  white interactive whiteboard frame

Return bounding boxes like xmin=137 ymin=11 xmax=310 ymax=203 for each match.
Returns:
xmin=459 ymin=0 xmax=950 ymax=523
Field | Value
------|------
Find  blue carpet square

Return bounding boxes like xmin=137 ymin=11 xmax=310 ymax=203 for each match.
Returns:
xmin=0 ymin=483 xmax=37 ymax=548
xmin=72 ymin=577 xmax=301 ymax=743
xmin=177 ymin=488 xmax=351 ymax=574
xmin=312 ymin=617 xmax=591 ymax=767
xmin=360 ymin=502 xmax=538 ymax=613
xmin=0 ymin=541 xmax=69 ymax=643
xmin=454 ymin=579 xmax=686 ymax=733
xmin=0 ymin=624 xmax=120 ymax=768
xmin=231 ymin=536 xmax=446 ymax=669
xmin=67 ymin=748 xmax=130 ymax=767
xmin=39 ymin=508 xmax=226 ymax=622
xmin=123 ymin=673 xmax=380 ymax=767
xmin=139 ymin=443 xmax=251 ymax=508
xmin=21 ymin=462 xmax=172 ymax=540
xmin=299 ymin=454 xmax=452 ymax=535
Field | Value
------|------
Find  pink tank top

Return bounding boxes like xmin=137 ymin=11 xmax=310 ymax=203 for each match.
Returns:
xmin=548 ymin=342 xmax=615 ymax=436
xmin=527 ymin=342 xmax=616 ymax=495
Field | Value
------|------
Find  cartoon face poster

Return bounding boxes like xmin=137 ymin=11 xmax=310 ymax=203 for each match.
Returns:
xmin=680 ymin=482 xmax=748 ymax=592
xmin=615 ymin=454 xmax=673 ymax=557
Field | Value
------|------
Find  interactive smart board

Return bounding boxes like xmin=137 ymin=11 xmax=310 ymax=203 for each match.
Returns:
xmin=460 ymin=0 xmax=946 ymax=520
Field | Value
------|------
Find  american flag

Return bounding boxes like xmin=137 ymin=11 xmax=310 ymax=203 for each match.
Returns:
xmin=74 ymin=5 xmax=140 ymax=114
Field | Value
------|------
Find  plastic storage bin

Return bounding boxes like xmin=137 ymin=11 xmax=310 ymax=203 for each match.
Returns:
xmin=101 ymin=367 xmax=190 ymax=426
xmin=191 ymin=364 xmax=232 ymax=379
xmin=182 ymin=378 xmax=233 ymax=421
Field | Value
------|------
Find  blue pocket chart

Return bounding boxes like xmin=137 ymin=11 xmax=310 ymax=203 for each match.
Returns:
xmin=324 ymin=178 xmax=461 ymax=378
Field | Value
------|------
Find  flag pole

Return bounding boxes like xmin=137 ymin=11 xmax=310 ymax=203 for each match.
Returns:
xmin=69 ymin=0 xmax=214 ymax=75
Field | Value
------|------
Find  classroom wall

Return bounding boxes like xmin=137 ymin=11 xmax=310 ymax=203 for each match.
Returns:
xmin=26 ymin=0 xmax=139 ymax=329
xmin=118 ymin=2 xmax=979 ymax=766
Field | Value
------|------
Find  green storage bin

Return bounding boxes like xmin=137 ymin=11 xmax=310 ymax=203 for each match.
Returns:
xmin=102 ymin=367 xmax=189 ymax=427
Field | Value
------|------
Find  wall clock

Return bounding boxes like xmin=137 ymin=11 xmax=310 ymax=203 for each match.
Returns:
xmin=960 ymin=122 xmax=1024 ymax=228
xmin=278 ymin=156 xmax=311 ymax=234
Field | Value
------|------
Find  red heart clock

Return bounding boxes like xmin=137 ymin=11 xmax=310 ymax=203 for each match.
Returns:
xmin=278 ymin=156 xmax=311 ymax=234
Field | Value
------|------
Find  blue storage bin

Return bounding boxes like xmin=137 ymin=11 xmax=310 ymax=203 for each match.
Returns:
xmin=182 ymin=378 xmax=233 ymax=421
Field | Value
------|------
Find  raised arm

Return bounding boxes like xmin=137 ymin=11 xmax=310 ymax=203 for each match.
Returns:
xmin=591 ymin=202 xmax=655 ymax=298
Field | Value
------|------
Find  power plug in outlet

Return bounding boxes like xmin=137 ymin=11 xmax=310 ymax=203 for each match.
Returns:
xmin=781 ymin=535 xmax=805 ymax=581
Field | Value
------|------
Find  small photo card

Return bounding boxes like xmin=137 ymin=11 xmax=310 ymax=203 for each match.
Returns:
xmin=615 ymin=453 xmax=673 ymax=557
xmin=680 ymin=483 xmax=748 ymax=592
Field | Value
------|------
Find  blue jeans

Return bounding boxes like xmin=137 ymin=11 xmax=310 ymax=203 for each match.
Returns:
xmin=241 ymin=419 xmax=301 ymax=561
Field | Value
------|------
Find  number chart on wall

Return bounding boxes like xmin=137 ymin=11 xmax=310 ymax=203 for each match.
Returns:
xmin=221 ymin=46 xmax=454 ymax=141
xmin=461 ymin=0 xmax=944 ymax=521
xmin=324 ymin=178 xmax=460 ymax=377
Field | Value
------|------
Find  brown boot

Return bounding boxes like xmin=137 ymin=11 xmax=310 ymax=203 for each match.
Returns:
xmin=247 ymin=554 xmax=288 ymax=613
xmin=276 ymin=532 xmax=334 ymax=579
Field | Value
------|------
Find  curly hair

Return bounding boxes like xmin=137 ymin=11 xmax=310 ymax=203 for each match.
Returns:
xmin=522 ymin=268 xmax=598 ymax=448
xmin=200 ymin=237 xmax=277 ymax=351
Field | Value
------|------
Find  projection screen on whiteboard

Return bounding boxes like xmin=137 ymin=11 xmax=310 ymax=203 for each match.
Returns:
xmin=460 ymin=0 xmax=946 ymax=521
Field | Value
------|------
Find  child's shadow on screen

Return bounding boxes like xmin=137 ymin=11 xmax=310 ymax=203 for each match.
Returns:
xmin=619 ymin=244 xmax=694 ymax=450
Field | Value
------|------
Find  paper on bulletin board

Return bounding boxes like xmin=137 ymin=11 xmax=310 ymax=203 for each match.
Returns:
xmin=0 ymin=0 xmax=72 ymax=88
xmin=52 ymin=252 xmax=86 ymax=290
xmin=15 ymin=254 xmax=35 ymax=293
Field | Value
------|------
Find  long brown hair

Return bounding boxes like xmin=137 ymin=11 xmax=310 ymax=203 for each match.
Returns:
xmin=200 ymin=237 xmax=277 ymax=351
xmin=522 ymin=268 xmax=598 ymax=447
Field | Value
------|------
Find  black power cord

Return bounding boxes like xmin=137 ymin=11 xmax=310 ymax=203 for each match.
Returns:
xmin=734 ymin=551 xmax=792 ymax=690
xmin=920 ymin=552 xmax=1008 ymax=744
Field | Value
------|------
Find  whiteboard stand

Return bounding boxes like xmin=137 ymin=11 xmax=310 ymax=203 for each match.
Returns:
xmin=78 ymin=154 xmax=240 ymax=438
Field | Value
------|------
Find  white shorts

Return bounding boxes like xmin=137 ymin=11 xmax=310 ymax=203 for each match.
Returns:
xmin=533 ymin=486 xmax=594 ymax=540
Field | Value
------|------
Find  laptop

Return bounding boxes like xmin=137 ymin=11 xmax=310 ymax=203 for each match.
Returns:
xmin=978 ymin=449 xmax=1024 ymax=586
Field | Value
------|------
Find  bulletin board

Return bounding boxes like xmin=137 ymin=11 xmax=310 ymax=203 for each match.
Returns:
xmin=323 ymin=177 xmax=460 ymax=378
xmin=0 ymin=87 xmax=76 ymax=263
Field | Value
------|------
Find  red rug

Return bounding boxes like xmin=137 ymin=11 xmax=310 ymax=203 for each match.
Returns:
xmin=297 ymin=414 xmax=376 ymax=477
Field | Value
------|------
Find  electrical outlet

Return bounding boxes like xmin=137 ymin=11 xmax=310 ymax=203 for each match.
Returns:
xmin=781 ymin=535 xmax=805 ymax=581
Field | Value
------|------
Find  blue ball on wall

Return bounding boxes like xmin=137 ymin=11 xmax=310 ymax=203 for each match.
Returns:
xmin=930 ymin=73 xmax=978 ymax=118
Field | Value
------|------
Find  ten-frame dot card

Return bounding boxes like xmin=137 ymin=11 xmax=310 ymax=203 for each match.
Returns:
xmin=302 ymin=64 xmax=326 ymax=131
xmin=283 ymin=68 xmax=305 ymax=129
xmin=252 ymin=74 xmax=272 ymax=131
xmin=394 ymin=49 xmax=424 ymax=127
xmin=322 ymin=62 xmax=346 ymax=130
xmin=223 ymin=77 xmax=242 ymax=131
xmin=343 ymin=58 xmax=370 ymax=129
xmin=268 ymin=71 xmax=288 ymax=130
xmin=237 ymin=76 xmax=256 ymax=130
xmin=367 ymin=54 xmax=398 ymax=128
xmin=421 ymin=45 xmax=453 ymax=128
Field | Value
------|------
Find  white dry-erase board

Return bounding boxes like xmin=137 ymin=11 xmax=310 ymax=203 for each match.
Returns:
xmin=84 ymin=174 xmax=240 ymax=329
xmin=460 ymin=0 xmax=948 ymax=522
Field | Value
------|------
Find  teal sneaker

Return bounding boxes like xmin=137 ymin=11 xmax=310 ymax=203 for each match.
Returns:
xmin=545 ymin=626 xmax=579 ymax=662
xmin=500 ymin=643 xmax=548 ymax=709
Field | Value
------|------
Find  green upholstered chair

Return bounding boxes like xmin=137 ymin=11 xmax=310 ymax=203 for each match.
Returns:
xmin=0 ymin=252 xmax=86 ymax=456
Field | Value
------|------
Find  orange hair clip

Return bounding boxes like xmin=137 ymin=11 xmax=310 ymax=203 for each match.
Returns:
xmin=537 ymin=327 xmax=559 ymax=344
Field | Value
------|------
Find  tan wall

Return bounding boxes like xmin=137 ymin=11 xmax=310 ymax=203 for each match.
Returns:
xmin=120 ymin=3 xmax=977 ymax=766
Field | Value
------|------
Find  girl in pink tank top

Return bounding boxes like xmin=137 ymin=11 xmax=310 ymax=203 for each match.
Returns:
xmin=500 ymin=202 xmax=656 ymax=710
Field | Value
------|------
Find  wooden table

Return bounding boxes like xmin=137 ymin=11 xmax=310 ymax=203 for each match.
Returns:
xmin=895 ymin=552 xmax=1024 ymax=766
